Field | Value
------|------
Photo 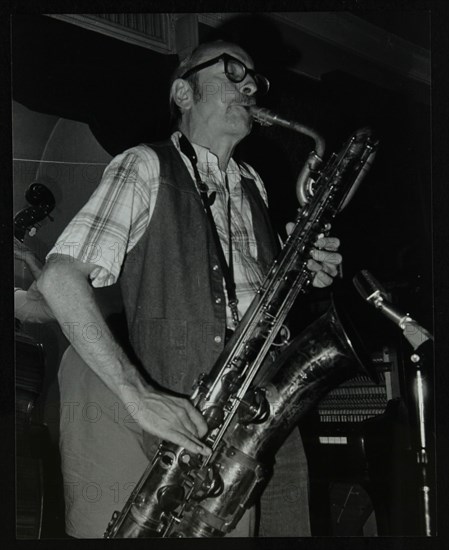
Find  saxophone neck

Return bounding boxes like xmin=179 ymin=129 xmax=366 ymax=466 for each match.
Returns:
xmin=248 ymin=106 xmax=325 ymax=206
xmin=296 ymin=150 xmax=324 ymax=206
xmin=249 ymin=106 xmax=325 ymax=158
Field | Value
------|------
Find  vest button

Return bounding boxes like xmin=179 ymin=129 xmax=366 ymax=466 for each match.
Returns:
xmin=215 ymin=297 xmax=222 ymax=304
xmin=212 ymin=264 xmax=219 ymax=271
xmin=214 ymin=335 xmax=222 ymax=344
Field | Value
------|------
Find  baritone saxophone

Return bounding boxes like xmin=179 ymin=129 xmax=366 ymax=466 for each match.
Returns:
xmin=105 ymin=106 xmax=379 ymax=538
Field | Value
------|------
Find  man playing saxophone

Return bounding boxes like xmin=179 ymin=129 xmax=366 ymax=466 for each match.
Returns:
xmin=37 ymin=40 xmax=342 ymax=537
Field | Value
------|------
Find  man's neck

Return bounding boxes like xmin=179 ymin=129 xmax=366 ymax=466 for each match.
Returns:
xmin=179 ymin=123 xmax=240 ymax=171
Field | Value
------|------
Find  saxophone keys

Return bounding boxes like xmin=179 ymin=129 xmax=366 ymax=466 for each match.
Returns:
xmin=271 ymin=325 xmax=291 ymax=347
xmin=157 ymin=485 xmax=185 ymax=511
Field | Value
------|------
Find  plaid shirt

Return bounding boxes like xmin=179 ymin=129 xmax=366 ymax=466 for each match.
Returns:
xmin=47 ymin=132 xmax=271 ymax=325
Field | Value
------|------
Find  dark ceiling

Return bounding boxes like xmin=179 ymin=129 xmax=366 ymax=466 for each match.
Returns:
xmin=352 ymin=10 xmax=430 ymax=50
xmin=12 ymin=15 xmax=179 ymax=155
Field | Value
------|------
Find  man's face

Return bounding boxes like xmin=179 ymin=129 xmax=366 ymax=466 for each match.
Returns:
xmin=187 ymin=45 xmax=258 ymax=141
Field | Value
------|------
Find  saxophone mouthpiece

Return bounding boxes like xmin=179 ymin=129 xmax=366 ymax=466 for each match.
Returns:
xmin=248 ymin=106 xmax=281 ymax=126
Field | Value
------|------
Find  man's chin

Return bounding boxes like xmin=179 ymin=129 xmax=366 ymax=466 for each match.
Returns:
xmin=230 ymin=119 xmax=252 ymax=140
xmin=233 ymin=103 xmax=253 ymax=115
xmin=228 ymin=104 xmax=253 ymax=130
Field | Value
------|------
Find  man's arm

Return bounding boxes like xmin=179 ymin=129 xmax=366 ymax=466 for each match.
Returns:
xmin=14 ymin=283 xmax=55 ymax=323
xmin=37 ymin=255 xmax=211 ymax=456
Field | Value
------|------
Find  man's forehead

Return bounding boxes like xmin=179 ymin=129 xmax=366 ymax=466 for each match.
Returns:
xmin=198 ymin=44 xmax=253 ymax=67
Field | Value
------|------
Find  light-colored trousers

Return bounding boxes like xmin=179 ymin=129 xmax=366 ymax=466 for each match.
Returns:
xmin=58 ymin=346 xmax=310 ymax=538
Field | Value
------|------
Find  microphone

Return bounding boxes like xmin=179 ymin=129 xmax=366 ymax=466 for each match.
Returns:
xmin=353 ymin=269 xmax=433 ymax=350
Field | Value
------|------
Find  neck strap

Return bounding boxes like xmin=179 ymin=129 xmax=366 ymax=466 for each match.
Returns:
xmin=178 ymin=134 xmax=240 ymax=327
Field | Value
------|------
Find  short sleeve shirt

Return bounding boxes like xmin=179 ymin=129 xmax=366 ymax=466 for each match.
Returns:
xmin=47 ymin=132 xmax=271 ymax=324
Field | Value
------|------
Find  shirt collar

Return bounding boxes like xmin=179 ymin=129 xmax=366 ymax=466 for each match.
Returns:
xmin=171 ymin=131 xmax=241 ymax=190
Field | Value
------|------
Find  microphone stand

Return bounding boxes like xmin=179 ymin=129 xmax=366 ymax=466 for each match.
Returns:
xmin=353 ymin=271 xmax=434 ymax=536
xmin=407 ymin=340 xmax=433 ymax=537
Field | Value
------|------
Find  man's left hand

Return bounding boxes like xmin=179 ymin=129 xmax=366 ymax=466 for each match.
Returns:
xmin=308 ymin=236 xmax=342 ymax=288
xmin=286 ymin=223 xmax=342 ymax=288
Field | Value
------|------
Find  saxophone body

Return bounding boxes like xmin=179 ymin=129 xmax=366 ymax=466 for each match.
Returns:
xmin=105 ymin=108 xmax=379 ymax=538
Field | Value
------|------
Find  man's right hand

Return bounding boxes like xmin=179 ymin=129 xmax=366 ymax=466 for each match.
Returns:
xmin=135 ymin=390 xmax=211 ymax=457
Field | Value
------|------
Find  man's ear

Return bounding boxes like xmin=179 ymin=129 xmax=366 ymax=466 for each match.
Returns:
xmin=171 ymin=78 xmax=194 ymax=112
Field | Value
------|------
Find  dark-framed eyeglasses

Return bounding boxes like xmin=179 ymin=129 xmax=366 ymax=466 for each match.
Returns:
xmin=180 ymin=53 xmax=270 ymax=96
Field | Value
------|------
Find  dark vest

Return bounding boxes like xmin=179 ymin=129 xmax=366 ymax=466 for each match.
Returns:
xmin=120 ymin=140 xmax=279 ymax=395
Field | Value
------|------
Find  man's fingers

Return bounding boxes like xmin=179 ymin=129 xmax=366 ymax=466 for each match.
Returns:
xmin=307 ymin=259 xmax=320 ymax=272
xmin=174 ymin=406 xmax=201 ymax=438
xmin=183 ymin=402 xmax=209 ymax=438
xmin=169 ymin=430 xmax=212 ymax=457
xmin=164 ymin=397 xmax=208 ymax=439
xmin=285 ymin=225 xmax=340 ymax=253
xmin=310 ymin=249 xmax=342 ymax=264
xmin=322 ymin=262 xmax=339 ymax=277
xmin=158 ymin=430 xmax=212 ymax=456
xmin=312 ymin=270 xmax=333 ymax=288
xmin=141 ymin=393 xmax=210 ymax=452
xmin=307 ymin=259 xmax=338 ymax=275
xmin=314 ymin=236 xmax=340 ymax=250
